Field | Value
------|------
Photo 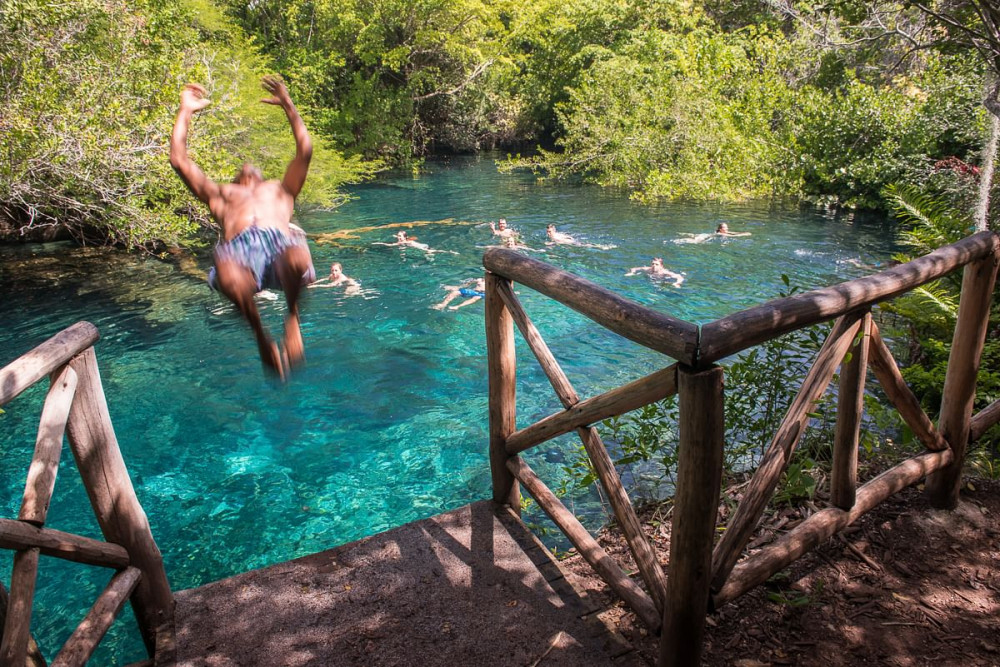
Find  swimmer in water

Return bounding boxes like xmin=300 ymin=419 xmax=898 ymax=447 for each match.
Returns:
xmin=545 ymin=224 xmax=576 ymax=245
xmin=716 ymin=222 xmax=751 ymax=237
xmin=374 ymin=230 xmax=454 ymax=254
xmin=431 ymin=277 xmax=487 ymax=310
xmin=309 ymin=262 xmax=361 ymax=295
xmin=545 ymin=224 xmax=616 ymax=249
xmin=625 ymin=257 xmax=684 ymax=287
xmin=489 ymin=218 xmax=519 ymax=240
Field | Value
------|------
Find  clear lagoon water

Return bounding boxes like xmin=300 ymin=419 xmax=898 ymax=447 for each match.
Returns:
xmin=0 ymin=155 xmax=899 ymax=662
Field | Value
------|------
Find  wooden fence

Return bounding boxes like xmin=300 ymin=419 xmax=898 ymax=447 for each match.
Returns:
xmin=482 ymin=230 xmax=1000 ymax=667
xmin=0 ymin=322 xmax=173 ymax=666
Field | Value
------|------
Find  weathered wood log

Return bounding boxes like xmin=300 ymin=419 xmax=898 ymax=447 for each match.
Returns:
xmin=0 ymin=548 xmax=41 ymax=666
xmin=699 ymin=231 xmax=999 ymax=363
xmin=0 ymin=582 xmax=46 ymax=667
xmin=486 ymin=273 xmax=520 ymax=510
xmin=0 ymin=518 xmax=130 ymax=569
xmin=65 ymin=347 xmax=173 ymax=656
xmin=711 ymin=312 xmax=864 ymax=593
xmin=926 ymin=252 xmax=999 ymax=508
xmin=831 ymin=313 xmax=870 ymax=510
xmin=506 ymin=456 xmax=661 ymax=631
xmin=506 ymin=365 xmax=679 ymax=456
xmin=713 ymin=449 xmax=952 ymax=606
xmin=867 ymin=323 xmax=947 ymax=451
xmin=496 ymin=280 xmax=578 ymax=407
xmin=0 ymin=322 xmax=98 ymax=407
xmin=20 ymin=365 xmax=77 ymax=526
xmin=660 ymin=365 xmax=725 ymax=667
xmin=577 ymin=426 xmax=668 ymax=612
xmin=970 ymin=398 xmax=1000 ymax=443
xmin=50 ymin=567 xmax=142 ymax=667
xmin=483 ymin=248 xmax=699 ymax=364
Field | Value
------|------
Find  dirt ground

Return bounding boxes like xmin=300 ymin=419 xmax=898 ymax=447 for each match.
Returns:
xmin=559 ymin=477 xmax=1000 ymax=666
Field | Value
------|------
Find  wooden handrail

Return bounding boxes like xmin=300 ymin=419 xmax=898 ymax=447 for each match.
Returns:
xmin=710 ymin=311 xmax=865 ymax=591
xmin=0 ymin=321 xmax=99 ymax=407
xmin=970 ymin=398 xmax=1000 ymax=443
xmin=20 ymin=365 xmax=77 ymax=526
xmin=506 ymin=456 xmax=661 ymax=631
xmin=699 ymin=231 xmax=999 ymax=363
xmin=483 ymin=248 xmax=699 ymax=364
xmin=51 ymin=567 xmax=142 ymax=667
xmin=713 ymin=448 xmax=953 ymax=606
xmin=505 ymin=365 xmax=678 ymax=456
xmin=0 ymin=518 xmax=130 ymax=569
xmin=867 ymin=323 xmax=948 ymax=451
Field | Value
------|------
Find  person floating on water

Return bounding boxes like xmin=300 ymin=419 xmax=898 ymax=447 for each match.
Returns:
xmin=625 ymin=257 xmax=684 ymax=287
xmin=374 ymin=230 xmax=454 ymax=255
xmin=545 ymin=224 xmax=576 ymax=245
xmin=432 ymin=277 xmax=487 ymax=311
xmin=309 ymin=262 xmax=361 ymax=295
xmin=716 ymin=222 xmax=751 ymax=237
xmin=489 ymin=218 xmax=519 ymax=239
xmin=545 ymin=224 xmax=616 ymax=249
xmin=170 ymin=75 xmax=315 ymax=380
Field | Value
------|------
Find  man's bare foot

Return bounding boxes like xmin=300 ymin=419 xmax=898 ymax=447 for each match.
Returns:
xmin=284 ymin=315 xmax=305 ymax=368
xmin=259 ymin=339 xmax=285 ymax=381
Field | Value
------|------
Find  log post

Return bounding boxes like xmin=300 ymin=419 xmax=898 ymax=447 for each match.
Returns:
xmin=0 ymin=581 xmax=46 ymax=667
xmin=831 ymin=312 xmax=871 ymax=509
xmin=65 ymin=347 xmax=173 ymax=656
xmin=711 ymin=312 xmax=864 ymax=591
xmin=925 ymin=252 xmax=999 ymax=508
xmin=867 ymin=323 xmax=947 ymax=451
xmin=20 ymin=365 xmax=77 ymax=526
xmin=0 ymin=548 xmax=41 ymax=667
xmin=660 ymin=365 xmax=724 ymax=667
xmin=486 ymin=272 xmax=520 ymax=511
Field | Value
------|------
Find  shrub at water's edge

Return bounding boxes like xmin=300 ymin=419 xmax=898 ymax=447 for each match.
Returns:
xmin=0 ymin=0 xmax=373 ymax=251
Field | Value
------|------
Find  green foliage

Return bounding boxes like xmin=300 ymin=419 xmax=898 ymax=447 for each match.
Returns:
xmin=224 ymin=0 xmax=508 ymax=161
xmin=794 ymin=55 xmax=988 ymax=210
xmin=0 ymin=0 xmax=369 ymax=249
xmin=510 ymin=24 xmax=802 ymax=202
xmin=881 ymin=182 xmax=1000 ymax=460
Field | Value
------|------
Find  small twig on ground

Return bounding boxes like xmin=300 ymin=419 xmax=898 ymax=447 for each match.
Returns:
xmin=529 ymin=631 xmax=566 ymax=667
xmin=837 ymin=535 xmax=883 ymax=572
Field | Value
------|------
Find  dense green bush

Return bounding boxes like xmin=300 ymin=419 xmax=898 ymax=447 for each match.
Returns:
xmin=0 ymin=0 xmax=370 ymax=249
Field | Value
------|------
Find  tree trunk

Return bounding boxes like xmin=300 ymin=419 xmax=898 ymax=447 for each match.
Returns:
xmin=976 ymin=79 xmax=1000 ymax=232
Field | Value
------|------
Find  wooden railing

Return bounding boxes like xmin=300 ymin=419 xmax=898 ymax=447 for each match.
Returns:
xmin=482 ymin=230 xmax=1000 ymax=667
xmin=0 ymin=322 xmax=174 ymax=666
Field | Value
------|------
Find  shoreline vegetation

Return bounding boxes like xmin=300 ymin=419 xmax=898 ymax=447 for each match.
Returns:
xmin=1 ymin=0 xmax=995 ymax=251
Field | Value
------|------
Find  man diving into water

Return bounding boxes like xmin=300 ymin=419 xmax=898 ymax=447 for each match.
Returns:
xmin=170 ymin=76 xmax=315 ymax=380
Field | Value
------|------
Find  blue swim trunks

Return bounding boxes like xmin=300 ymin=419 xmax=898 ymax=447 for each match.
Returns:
xmin=459 ymin=288 xmax=485 ymax=298
xmin=207 ymin=226 xmax=315 ymax=292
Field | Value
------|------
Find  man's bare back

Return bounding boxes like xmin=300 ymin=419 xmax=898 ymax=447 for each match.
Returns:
xmin=170 ymin=76 xmax=315 ymax=380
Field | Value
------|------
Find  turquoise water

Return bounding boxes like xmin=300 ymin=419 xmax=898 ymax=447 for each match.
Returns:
xmin=0 ymin=156 xmax=898 ymax=662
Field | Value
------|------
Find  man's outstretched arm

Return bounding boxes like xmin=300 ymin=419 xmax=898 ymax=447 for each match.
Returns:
xmin=170 ymin=84 xmax=220 ymax=204
xmin=262 ymin=75 xmax=312 ymax=199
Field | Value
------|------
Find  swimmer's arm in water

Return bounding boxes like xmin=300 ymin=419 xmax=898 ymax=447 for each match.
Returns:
xmin=625 ymin=267 xmax=648 ymax=276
